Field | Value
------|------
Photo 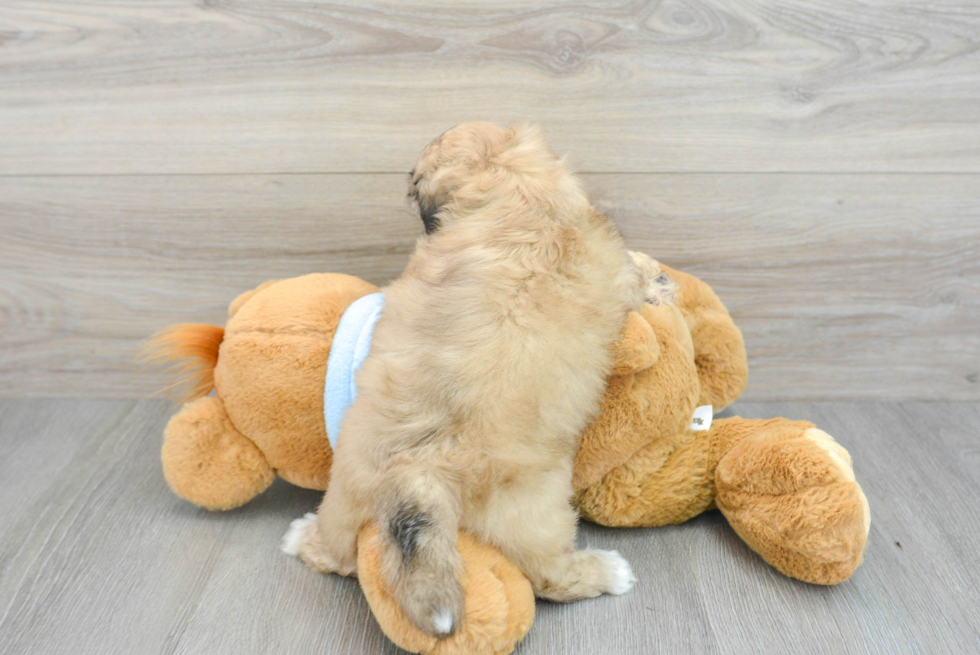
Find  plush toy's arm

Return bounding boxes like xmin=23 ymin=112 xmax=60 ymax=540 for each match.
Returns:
xmin=573 ymin=303 xmax=697 ymax=493
xmin=573 ymin=312 xmax=659 ymax=492
xmin=611 ymin=311 xmax=660 ymax=375
xmin=660 ymin=264 xmax=748 ymax=411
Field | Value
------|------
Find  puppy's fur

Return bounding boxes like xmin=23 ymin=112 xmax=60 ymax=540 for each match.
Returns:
xmin=286 ymin=122 xmax=644 ymax=636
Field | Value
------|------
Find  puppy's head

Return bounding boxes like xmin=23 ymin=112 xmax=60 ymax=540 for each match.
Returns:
xmin=408 ymin=122 xmax=576 ymax=234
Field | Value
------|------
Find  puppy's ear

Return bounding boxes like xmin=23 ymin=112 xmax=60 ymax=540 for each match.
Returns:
xmin=418 ymin=199 xmax=440 ymax=234
xmin=408 ymin=170 xmax=442 ymax=234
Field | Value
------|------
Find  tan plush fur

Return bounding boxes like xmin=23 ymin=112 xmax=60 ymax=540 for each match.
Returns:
xmin=294 ymin=123 xmax=644 ymax=637
xmin=573 ymin=253 xmax=869 ymax=586
xmin=715 ymin=424 xmax=870 ymax=585
xmin=216 ymin=273 xmax=379 ymax=490
xmin=152 ymin=273 xmax=379 ymax=509
xmin=664 ymin=263 xmax=750 ymax=409
xmin=162 ymin=395 xmax=275 ymax=510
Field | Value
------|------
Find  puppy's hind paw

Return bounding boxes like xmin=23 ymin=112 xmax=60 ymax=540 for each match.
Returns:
xmin=281 ymin=513 xmax=317 ymax=557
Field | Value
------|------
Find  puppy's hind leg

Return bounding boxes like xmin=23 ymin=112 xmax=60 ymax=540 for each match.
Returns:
xmin=280 ymin=512 xmax=324 ymax=566
xmin=471 ymin=466 xmax=636 ymax=602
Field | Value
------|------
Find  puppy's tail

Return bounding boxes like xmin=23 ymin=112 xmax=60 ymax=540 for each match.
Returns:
xmin=379 ymin=473 xmax=464 ymax=637
xmin=138 ymin=324 xmax=225 ymax=402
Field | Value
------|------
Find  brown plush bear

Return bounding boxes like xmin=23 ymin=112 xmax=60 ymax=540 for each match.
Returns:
xmin=573 ymin=254 xmax=869 ymax=588
xmin=146 ymin=254 xmax=869 ymax=655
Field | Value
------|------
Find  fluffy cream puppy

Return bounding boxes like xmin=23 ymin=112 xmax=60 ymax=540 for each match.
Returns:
xmin=285 ymin=122 xmax=644 ymax=636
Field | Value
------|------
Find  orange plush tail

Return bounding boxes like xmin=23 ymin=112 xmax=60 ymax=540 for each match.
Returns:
xmin=139 ymin=324 xmax=225 ymax=402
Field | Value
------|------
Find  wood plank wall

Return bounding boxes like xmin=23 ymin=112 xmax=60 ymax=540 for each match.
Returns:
xmin=1 ymin=1 xmax=978 ymax=399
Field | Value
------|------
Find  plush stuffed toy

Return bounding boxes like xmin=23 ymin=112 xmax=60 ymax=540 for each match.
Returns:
xmin=146 ymin=253 xmax=869 ymax=655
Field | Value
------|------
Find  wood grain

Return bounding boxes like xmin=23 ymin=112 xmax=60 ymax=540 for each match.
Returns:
xmin=2 ymin=173 xmax=977 ymax=400
xmin=0 ymin=174 xmax=419 ymax=398
xmin=0 ymin=399 xmax=978 ymax=654
xmin=1 ymin=1 xmax=979 ymax=174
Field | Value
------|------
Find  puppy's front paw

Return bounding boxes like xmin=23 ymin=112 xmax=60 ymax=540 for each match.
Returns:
xmin=629 ymin=251 xmax=678 ymax=306
xmin=597 ymin=549 xmax=636 ymax=595
xmin=646 ymin=272 xmax=678 ymax=307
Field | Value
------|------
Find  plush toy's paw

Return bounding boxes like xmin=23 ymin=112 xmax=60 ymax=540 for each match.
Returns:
xmin=357 ymin=523 xmax=535 ymax=655
xmin=161 ymin=396 xmax=275 ymax=511
xmin=715 ymin=426 xmax=870 ymax=585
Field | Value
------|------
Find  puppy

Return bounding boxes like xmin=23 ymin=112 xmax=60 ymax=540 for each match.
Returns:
xmin=284 ymin=122 xmax=645 ymax=636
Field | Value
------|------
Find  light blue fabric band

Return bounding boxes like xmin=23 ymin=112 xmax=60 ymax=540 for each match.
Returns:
xmin=324 ymin=292 xmax=385 ymax=450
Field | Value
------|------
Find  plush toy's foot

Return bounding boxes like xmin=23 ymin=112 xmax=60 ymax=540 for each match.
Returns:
xmin=162 ymin=396 xmax=275 ymax=510
xmin=715 ymin=426 xmax=871 ymax=585
xmin=357 ymin=524 xmax=535 ymax=655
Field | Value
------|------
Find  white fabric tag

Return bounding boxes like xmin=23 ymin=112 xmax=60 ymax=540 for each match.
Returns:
xmin=690 ymin=405 xmax=713 ymax=431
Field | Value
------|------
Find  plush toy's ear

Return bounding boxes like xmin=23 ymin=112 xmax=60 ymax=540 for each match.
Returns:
xmin=660 ymin=264 xmax=748 ymax=410
xmin=611 ymin=311 xmax=660 ymax=376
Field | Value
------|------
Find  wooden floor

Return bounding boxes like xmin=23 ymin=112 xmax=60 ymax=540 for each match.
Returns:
xmin=0 ymin=399 xmax=977 ymax=655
